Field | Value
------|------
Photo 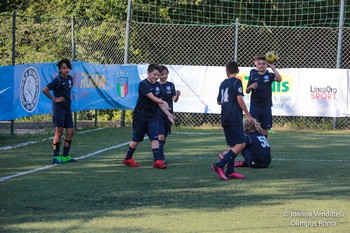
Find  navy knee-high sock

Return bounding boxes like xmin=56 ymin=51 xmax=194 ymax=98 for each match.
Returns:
xmin=153 ymin=148 xmax=160 ymax=162
xmin=159 ymin=140 xmax=165 ymax=161
xmin=125 ymin=146 xmax=135 ymax=160
xmin=226 ymin=157 xmax=235 ymax=174
xmin=63 ymin=139 xmax=72 ymax=156
xmin=53 ymin=142 xmax=61 ymax=157
xmin=217 ymin=150 xmax=237 ymax=169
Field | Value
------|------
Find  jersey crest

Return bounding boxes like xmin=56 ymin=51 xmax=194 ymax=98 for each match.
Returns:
xmin=264 ymin=75 xmax=270 ymax=82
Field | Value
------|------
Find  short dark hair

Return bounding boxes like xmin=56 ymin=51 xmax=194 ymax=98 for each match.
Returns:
xmin=226 ymin=61 xmax=239 ymax=74
xmin=257 ymin=56 xmax=266 ymax=61
xmin=57 ymin=58 xmax=72 ymax=70
xmin=160 ymin=65 xmax=169 ymax=73
xmin=147 ymin=63 xmax=161 ymax=73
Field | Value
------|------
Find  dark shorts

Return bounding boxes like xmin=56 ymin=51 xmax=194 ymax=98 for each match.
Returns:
xmin=223 ymin=125 xmax=245 ymax=146
xmin=250 ymin=106 xmax=272 ymax=130
xmin=241 ymin=148 xmax=271 ymax=168
xmin=158 ymin=115 xmax=172 ymax=137
xmin=52 ymin=105 xmax=74 ymax=128
xmin=131 ymin=118 xmax=159 ymax=142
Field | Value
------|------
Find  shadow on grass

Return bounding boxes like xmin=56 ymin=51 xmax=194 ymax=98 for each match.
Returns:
xmin=0 ymin=129 xmax=349 ymax=232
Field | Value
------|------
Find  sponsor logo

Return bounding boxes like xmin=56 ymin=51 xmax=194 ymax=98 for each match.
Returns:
xmin=310 ymin=85 xmax=337 ymax=100
xmin=20 ymin=67 xmax=40 ymax=112
xmin=116 ymin=76 xmax=128 ymax=99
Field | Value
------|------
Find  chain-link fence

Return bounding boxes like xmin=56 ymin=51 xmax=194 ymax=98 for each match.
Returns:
xmin=1 ymin=12 xmax=350 ymax=131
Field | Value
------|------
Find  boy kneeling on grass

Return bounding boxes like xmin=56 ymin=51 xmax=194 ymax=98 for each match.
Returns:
xmin=219 ymin=118 xmax=271 ymax=168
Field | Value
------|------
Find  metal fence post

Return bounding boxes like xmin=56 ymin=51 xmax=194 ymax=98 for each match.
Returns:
xmin=333 ymin=0 xmax=345 ymax=129
xmin=10 ymin=11 xmax=16 ymax=136
xmin=71 ymin=16 xmax=78 ymax=130
xmin=234 ymin=18 xmax=239 ymax=62
xmin=120 ymin=0 xmax=133 ymax=127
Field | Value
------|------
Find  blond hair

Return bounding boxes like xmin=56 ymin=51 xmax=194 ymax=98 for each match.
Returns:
xmin=244 ymin=118 xmax=262 ymax=134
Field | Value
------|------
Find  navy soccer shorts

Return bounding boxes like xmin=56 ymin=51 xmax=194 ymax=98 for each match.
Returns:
xmin=52 ymin=106 xmax=74 ymax=128
xmin=223 ymin=125 xmax=245 ymax=146
xmin=131 ymin=118 xmax=159 ymax=142
xmin=241 ymin=148 xmax=271 ymax=168
xmin=158 ymin=115 xmax=172 ymax=137
xmin=250 ymin=106 xmax=272 ymax=130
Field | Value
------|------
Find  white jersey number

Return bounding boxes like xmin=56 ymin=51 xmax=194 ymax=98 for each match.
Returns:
xmin=221 ymin=88 xmax=229 ymax=104
xmin=257 ymin=136 xmax=270 ymax=148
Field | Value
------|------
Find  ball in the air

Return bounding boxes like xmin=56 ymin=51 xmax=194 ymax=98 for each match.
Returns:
xmin=265 ymin=51 xmax=278 ymax=64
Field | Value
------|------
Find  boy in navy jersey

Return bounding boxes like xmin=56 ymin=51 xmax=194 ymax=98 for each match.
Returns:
xmin=42 ymin=58 xmax=77 ymax=164
xmin=246 ymin=56 xmax=281 ymax=137
xmin=123 ymin=64 xmax=174 ymax=169
xmin=157 ymin=65 xmax=180 ymax=164
xmin=250 ymin=54 xmax=268 ymax=76
xmin=234 ymin=119 xmax=271 ymax=168
xmin=211 ymin=61 xmax=253 ymax=180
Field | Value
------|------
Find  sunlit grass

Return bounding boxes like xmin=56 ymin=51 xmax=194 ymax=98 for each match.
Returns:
xmin=0 ymin=127 xmax=349 ymax=233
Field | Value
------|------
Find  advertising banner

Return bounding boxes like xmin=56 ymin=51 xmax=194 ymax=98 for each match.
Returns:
xmin=0 ymin=62 xmax=349 ymax=120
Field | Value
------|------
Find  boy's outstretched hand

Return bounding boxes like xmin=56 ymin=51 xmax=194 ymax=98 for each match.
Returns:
xmin=167 ymin=113 xmax=175 ymax=123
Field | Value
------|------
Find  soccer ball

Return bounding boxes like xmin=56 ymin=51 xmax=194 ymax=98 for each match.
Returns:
xmin=265 ymin=51 xmax=278 ymax=64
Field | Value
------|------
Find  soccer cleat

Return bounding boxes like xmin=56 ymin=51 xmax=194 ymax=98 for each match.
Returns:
xmin=123 ymin=157 xmax=140 ymax=167
xmin=226 ymin=172 xmax=245 ymax=179
xmin=234 ymin=160 xmax=248 ymax=167
xmin=153 ymin=160 xmax=167 ymax=169
xmin=210 ymin=164 xmax=227 ymax=180
xmin=62 ymin=156 xmax=77 ymax=163
xmin=52 ymin=156 xmax=65 ymax=164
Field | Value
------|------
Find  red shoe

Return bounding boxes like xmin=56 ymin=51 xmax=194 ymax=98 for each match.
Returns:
xmin=123 ymin=157 xmax=140 ymax=167
xmin=210 ymin=164 xmax=228 ymax=180
xmin=153 ymin=160 xmax=167 ymax=169
xmin=226 ymin=172 xmax=245 ymax=179
xmin=234 ymin=160 xmax=248 ymax=167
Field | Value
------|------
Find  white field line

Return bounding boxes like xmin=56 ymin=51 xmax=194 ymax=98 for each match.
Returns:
xmin=1 ymin=130 xmax=349 ymax=182
xmin=0 ymin=140 xmax=131 ymax=183
xmin=0 ymin=128 xmax=103 ymax=151
xmin=1 ymin=146 xmax=348 ymax=183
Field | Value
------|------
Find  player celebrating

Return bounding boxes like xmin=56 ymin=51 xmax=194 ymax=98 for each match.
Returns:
xmin=122 ymin=63 xmax=174 ymax=169
xmin=211 ymin=61 xmax=253 ymax=180
xmin=42 ymin=58 xmax=77 ymax=164
xmin=157 ymin=65 xmax=181 ymax=164
xmin=246 ymin=56 xmax=281 ymax=137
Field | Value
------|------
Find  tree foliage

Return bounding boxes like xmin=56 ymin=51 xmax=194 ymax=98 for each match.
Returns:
xmin=1 ymin=0 xmax=128 ymax=22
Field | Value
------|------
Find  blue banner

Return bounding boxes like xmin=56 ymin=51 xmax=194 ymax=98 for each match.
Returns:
xmin=0 ymin=62 xmax=140 ymax=120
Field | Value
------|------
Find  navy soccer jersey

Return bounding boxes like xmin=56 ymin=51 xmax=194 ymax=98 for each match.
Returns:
xmin=217 ymin=77 xmax=244 ymax=127
xmin=46 ymin=74 xmax=73 ymax=110
xmin=249 ymin=68 xmax=269 ymax=77
xmin=133 ymin=79 xmax=162 ymax=120
xmin=159 ymin=81 xmax=176 ymax=115
xmin=244 ymin=131 xmax=271 ymax=165
xmin=247 ymin=70 xmax=275 ymax=108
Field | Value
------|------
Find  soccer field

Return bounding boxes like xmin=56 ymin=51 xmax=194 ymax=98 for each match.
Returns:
xmin=0 ymin=127 xmax=349 ymax=233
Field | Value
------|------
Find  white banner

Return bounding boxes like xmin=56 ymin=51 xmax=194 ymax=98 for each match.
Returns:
xmin=155 ymin=65 xmax=349 ymax=117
